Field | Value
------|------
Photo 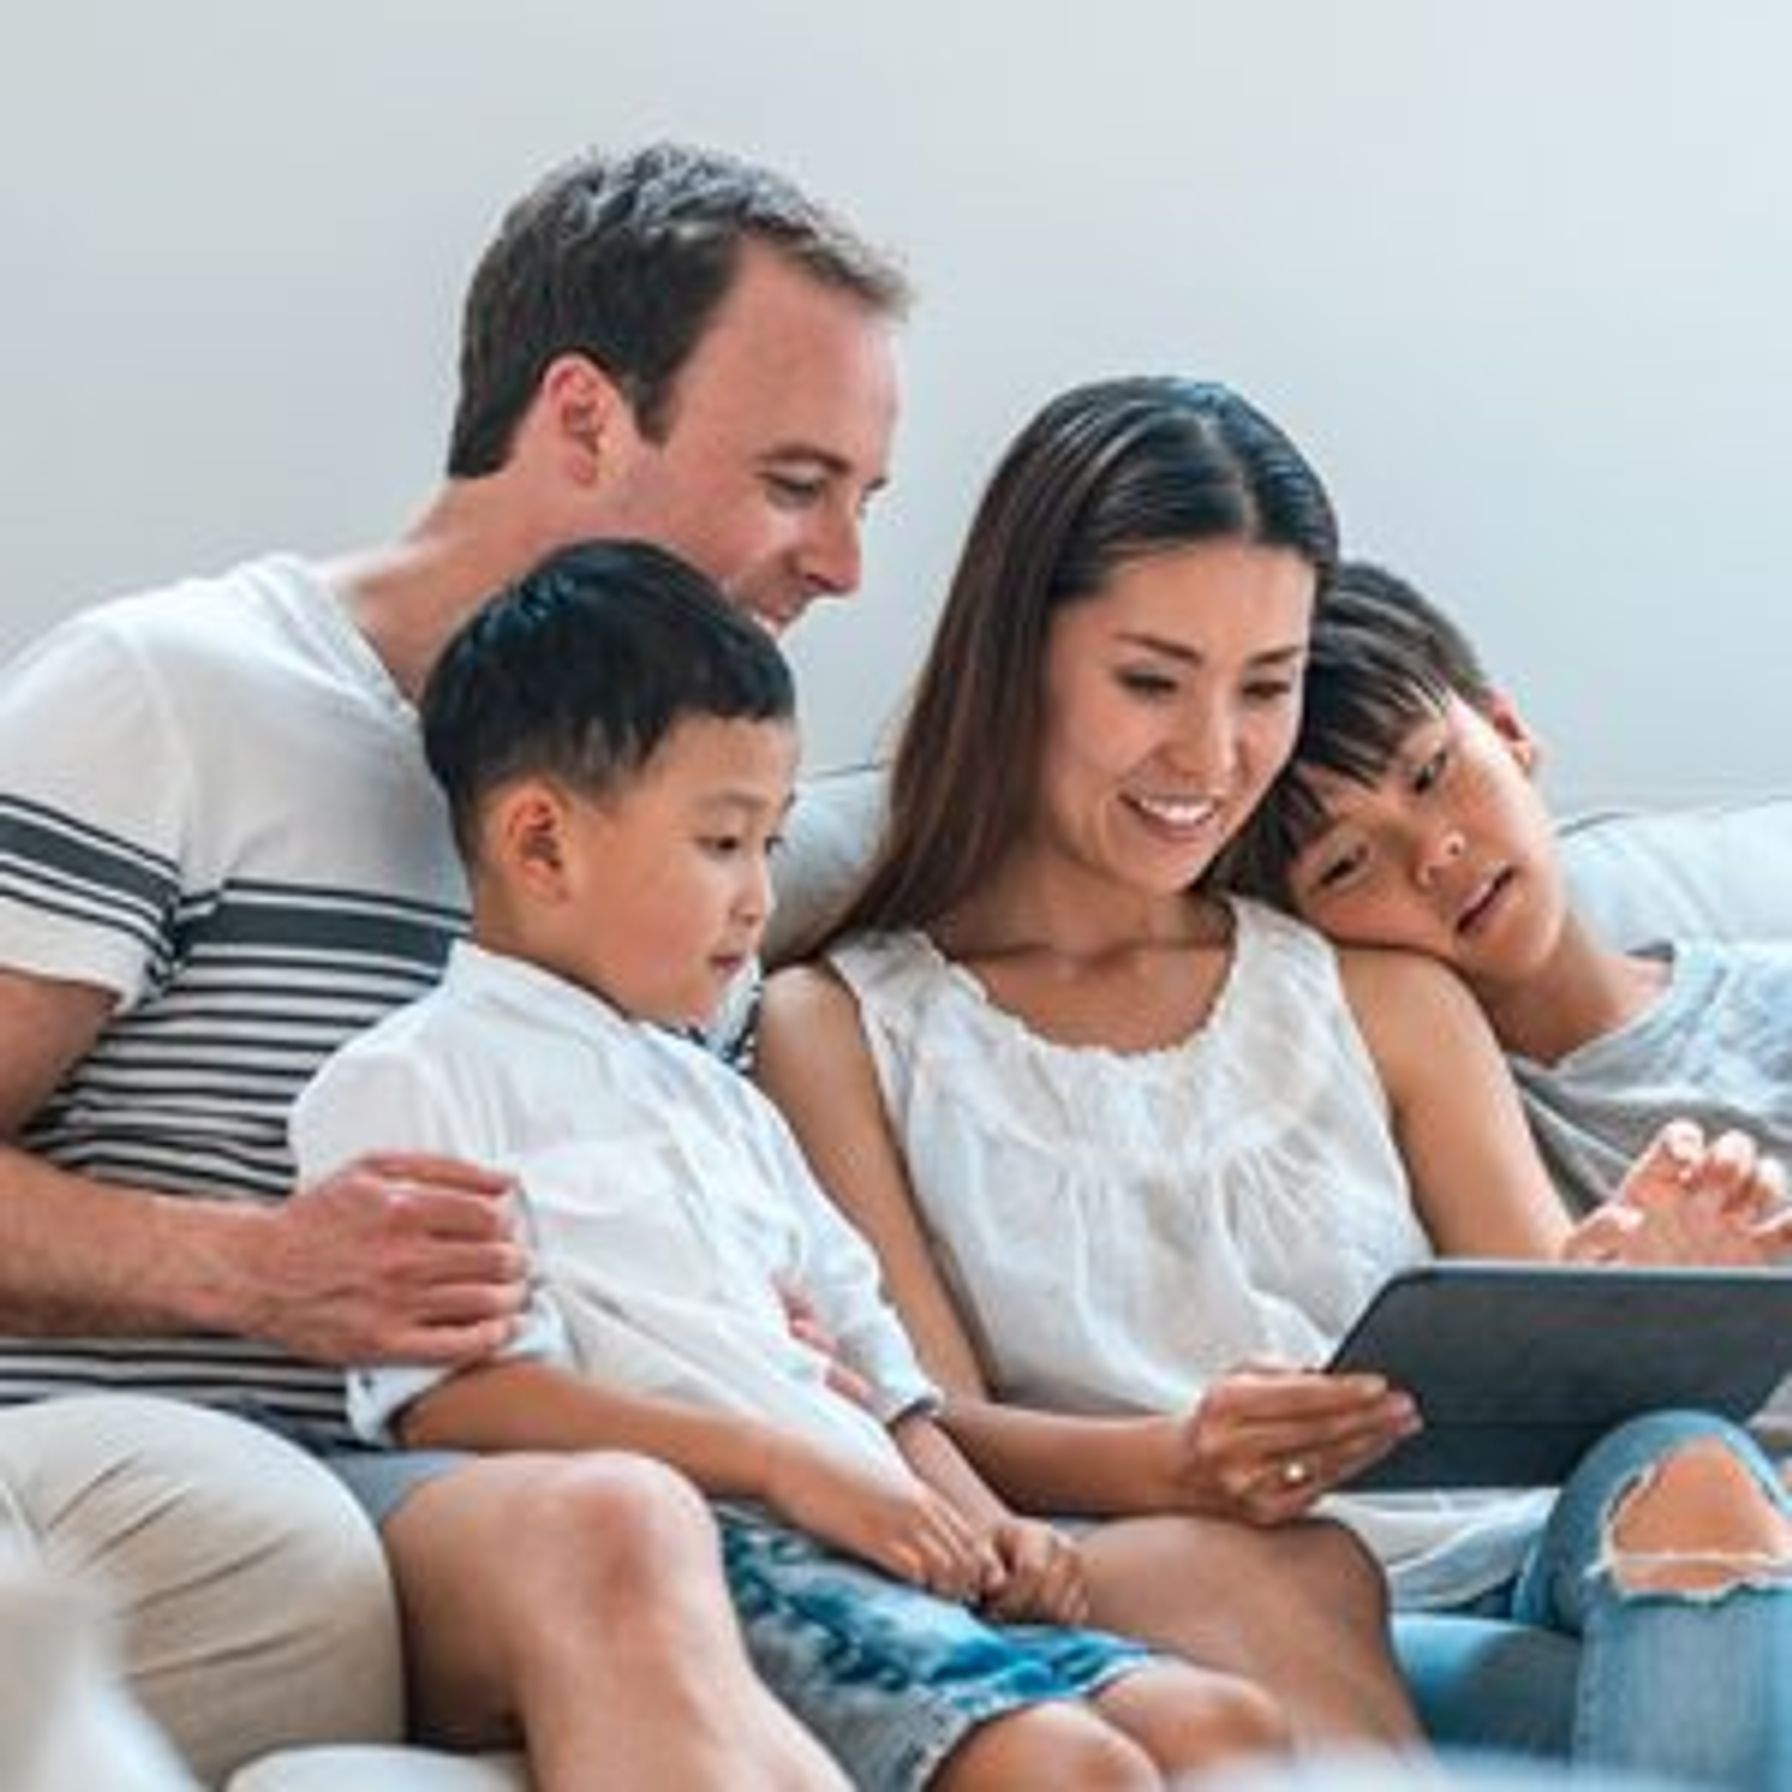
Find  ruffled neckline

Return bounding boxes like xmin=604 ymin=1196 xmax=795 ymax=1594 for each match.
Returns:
xmin=902 ymin=895 xmax=1255 ymax=1071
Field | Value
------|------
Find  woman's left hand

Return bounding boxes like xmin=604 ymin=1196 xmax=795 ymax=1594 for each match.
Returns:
xmin=1571 ymin=1119 xmax=1792 ymax=1266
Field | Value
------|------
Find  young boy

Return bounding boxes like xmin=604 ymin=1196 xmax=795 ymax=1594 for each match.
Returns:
xmin=1223 ymin=560 xmax=1792 ymax=1439
xmin=290 ymin=540 xmax=1284 ymax=1792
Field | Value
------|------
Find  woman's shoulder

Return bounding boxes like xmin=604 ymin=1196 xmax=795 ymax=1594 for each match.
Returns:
xmin=819 ymin=927 xmax=948 ymax=1010
xmin=1222 ymin=895 xmax=1361 ymax=1011
xmin=761 ymin=956 xmax=858 ymax=1033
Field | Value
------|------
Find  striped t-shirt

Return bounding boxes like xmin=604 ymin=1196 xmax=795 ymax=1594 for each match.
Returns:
xmin=0 ymin=556 xmax=469 ymax=1445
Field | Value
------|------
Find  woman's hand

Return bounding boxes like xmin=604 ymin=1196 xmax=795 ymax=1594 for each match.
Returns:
xmin=778 ymin=1282 xmax=875 ymax=1408
xmin=1570 ymin=1120 xmax=1792 ymax=1266
xmin=1147 ymin=1364 xmax=1421 ymax=1525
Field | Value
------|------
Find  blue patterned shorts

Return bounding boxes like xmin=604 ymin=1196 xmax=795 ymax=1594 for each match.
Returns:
xmin=717 ymin=1502 xmax=1159 ymax=1792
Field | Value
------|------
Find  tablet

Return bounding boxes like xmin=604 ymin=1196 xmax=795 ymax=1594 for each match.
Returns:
xmin=1325 ymin=1261 xmax=1792 ymax=1490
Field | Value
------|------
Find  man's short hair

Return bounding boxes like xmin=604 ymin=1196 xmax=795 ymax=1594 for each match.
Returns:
xmin=447 ymin=141 xmax=910 ymax=477
xmin=421 ymin=539 xmax=795 ymax=862
xmin=1220 ymin=560 xmax=1496 ymax=906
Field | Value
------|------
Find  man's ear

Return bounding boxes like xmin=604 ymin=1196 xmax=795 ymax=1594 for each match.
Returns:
xmin=489 ymin=780 xmax=577 ymax=898
xmin=535 ymin=353 xmax=630 ymax=487
xmin=1484 ymin=690 xmax=1542 ymax=777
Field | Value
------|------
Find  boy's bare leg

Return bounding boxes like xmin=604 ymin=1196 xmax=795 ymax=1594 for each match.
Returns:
xmin=1096 ymin=1660 xmax=1290 ymax=1776
xmin=382 ymin=1452 xmax=847 ymax=1792
xmin=931 ymin=1700 xmax=1160 ymax=1792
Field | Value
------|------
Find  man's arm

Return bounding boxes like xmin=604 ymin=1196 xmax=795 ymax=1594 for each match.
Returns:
xmin=0 ymin=966 xmax=525 ymax=1361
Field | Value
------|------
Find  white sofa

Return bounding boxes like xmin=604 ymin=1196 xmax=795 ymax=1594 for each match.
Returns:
xmin=33 ymin=774 xmax=1791 ymax=1792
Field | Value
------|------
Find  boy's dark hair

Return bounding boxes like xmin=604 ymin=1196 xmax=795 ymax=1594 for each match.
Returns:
xmin=448 ymin=142 xmax=910 ymax=477
xmin=1220 ymin=560 xmax=1496 ymax=907
xmin=421 ymin=540 xmax=795 ymax=862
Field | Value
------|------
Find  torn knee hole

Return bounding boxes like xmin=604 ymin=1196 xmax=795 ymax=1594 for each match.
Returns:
xmin=1605 ymin=1439 xmax=1792 ymax=1596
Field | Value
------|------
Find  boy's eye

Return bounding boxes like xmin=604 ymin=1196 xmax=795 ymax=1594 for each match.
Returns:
xmin=699 ymin=835 xmax=746 ymax=859
xmin=1411 ymin=746 xmax=1449 ymax=795
xmin=1313 ymin=841 xmax=1370 ymax=892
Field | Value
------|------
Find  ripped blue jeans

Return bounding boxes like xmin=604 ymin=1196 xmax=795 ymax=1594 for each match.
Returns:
xmin=1399 ymin=1410 xmax=1791 ymax=1788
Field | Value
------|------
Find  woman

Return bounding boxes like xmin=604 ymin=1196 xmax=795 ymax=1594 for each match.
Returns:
xmin=758 ymin=377 xmax=1792 ymax=1786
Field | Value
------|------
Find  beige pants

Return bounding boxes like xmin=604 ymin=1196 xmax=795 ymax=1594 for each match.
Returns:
xmin=0 ymin=1396 xmax=404 ymax=1787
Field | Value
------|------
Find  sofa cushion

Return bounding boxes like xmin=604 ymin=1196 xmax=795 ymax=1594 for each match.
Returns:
xmin=767 ymin=764 xmax=885 ymax=964
xmin=1559 ymin=796 xmax=1792 ymax=949
xmin=226 ymin=1746 xmax=527 ymax=1792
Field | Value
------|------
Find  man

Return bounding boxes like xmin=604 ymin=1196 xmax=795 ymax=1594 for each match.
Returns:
xmin=0 ymin=141 xmax=902 ymax=1789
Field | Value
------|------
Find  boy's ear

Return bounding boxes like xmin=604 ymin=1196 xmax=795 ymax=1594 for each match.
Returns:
xmin=489 ymin=780 xmax=577 ymax=898
xmin=1484 ymin=690 xmax=1542 ymax=777
xmin=535 ymin=353 xmax=631 ymax=487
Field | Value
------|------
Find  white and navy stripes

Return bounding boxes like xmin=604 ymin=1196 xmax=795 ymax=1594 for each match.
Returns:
xmin=6 ymin=865 xmax=463 ymax=1445
xmin=0 ymin=558 xmax=473 ymax=1448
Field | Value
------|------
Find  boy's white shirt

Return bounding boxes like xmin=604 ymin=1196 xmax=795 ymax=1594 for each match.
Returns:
xmin=289 ymin=940 xmax=937 ymax=1466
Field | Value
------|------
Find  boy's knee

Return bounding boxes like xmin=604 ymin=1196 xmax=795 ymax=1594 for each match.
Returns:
xmin=1607 ymin=1435 xmax=1792 ymax=1597
xmin=938 ymin=1702 xmax=1159 ymax=1792
xmin=1181 ymin=1673 xmax=1291 ymax=1762
xmin=1107 ymin=1664 xmax=1291 ymax=1774
xmin=502 ymin=1453 xmax=718 ymax=1601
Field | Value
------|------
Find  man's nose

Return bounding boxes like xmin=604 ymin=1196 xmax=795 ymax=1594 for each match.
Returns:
xmin=798 ymin=502 xmax=863 ymax=601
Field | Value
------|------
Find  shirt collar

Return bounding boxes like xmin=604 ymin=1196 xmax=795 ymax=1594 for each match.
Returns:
xmin=444 ymin=937 xmax=638 ymax=1042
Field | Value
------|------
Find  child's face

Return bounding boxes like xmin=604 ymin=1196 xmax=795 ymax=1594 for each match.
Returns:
xmin=520 ymin=715 xmax=797 ymax=1027
xmin=1284 ymin=693 xmax=1571 ymax=996
xmin=1029 ymin=540 xmax=1315 ymax=898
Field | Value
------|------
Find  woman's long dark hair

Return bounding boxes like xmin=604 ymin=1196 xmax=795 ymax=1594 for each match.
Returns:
xmin=821 ymin=376 xmax=1338 ymax=948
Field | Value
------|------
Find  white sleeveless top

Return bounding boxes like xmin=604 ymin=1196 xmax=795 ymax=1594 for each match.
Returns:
xmin=830 ymin=899 xmax=1550 ymax=1608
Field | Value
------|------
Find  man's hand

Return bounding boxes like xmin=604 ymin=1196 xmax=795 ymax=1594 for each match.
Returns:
xmin=224 ymin=1152 xmax=529 ymax=1362
xmin=758 ymin=1433 xmax=992 ymax=1600
xmin=1573 ymin=1120 xmax=1792 ymax=1266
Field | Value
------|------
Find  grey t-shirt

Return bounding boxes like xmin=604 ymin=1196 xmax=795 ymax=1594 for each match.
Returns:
xmin=1512 ymin=937 xmax=1792 ymax=1449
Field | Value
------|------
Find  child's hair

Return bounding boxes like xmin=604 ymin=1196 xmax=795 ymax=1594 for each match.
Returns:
xmin=421 ymin=539 xmax=795 ymax=862
xmin=1220 ymin=560 xmax=1495 ymax=907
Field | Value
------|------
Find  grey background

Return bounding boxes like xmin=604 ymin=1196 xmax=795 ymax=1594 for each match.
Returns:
xmin=5 ymin=2 xmax=1786 ymax=806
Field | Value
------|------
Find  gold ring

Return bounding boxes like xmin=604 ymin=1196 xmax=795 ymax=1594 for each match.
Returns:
xmin=1281 ymin=1459 xmax=1312 ymax=1489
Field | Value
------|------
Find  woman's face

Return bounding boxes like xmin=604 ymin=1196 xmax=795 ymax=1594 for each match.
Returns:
xmin=1031 ymin=539 xmax=1316 ymax=895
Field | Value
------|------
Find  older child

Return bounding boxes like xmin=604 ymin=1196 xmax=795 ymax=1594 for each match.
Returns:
xmin=1221 ymin=559 xmax=1792 ymax=1443
xmin=757 ymin=378 xmax=1792 ymax=1788
xmin=1224 ymin=559 xmax=1792 ymax=1229
xmin=289 ymin=539 xmax=1288 ymax=1792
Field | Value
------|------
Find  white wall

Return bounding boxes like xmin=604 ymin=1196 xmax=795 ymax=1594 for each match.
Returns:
xmin=5 ymin=1 xmax=1788 ymax=806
